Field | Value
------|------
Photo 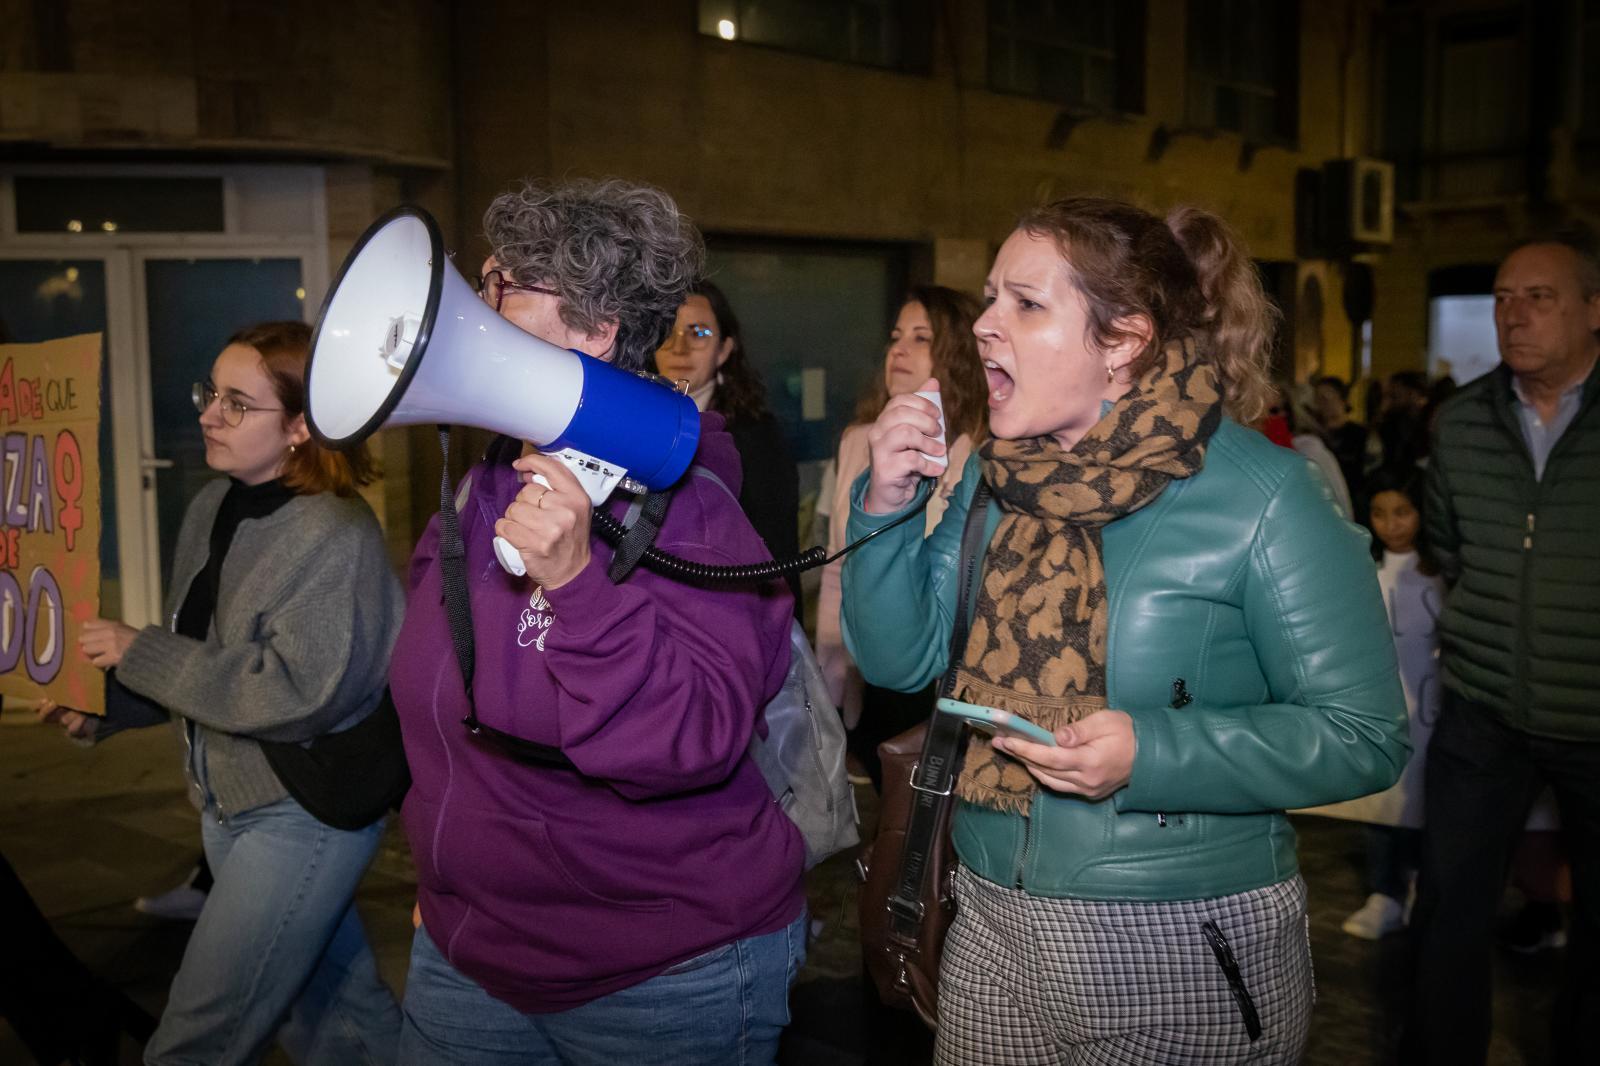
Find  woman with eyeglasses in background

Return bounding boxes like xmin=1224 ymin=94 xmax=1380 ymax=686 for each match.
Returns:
xmin=816 ymin=285 xmax=988 ymax=789
xmin=40 ymin=321 xmax=405 ymax=1065
xmin=655 ymin=281 xmax=802 ymax=609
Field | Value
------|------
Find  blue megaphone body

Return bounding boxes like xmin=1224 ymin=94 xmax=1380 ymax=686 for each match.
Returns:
xmin=305 ymin=204 xmax=700 ymax=498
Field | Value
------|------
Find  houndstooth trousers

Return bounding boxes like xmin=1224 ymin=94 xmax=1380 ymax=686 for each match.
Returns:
xmin=934 ymin=867 xmax=1314 ymax=1065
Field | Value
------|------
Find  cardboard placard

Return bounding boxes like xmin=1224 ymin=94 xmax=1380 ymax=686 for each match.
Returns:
xmin=0 ymin=333 xmax=104 ymax=714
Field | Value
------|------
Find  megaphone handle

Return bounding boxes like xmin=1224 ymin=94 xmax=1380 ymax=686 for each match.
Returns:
xmin=493 ymin=474 xmax=552 ymax=577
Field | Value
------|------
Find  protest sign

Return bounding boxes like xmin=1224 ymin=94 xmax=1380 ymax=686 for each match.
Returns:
xmin=0 ymin=333 xmax=103 ymax=714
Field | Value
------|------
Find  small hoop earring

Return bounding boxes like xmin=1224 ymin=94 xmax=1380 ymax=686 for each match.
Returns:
xmin=1106 ymin=365 xmax=1115 ymax=384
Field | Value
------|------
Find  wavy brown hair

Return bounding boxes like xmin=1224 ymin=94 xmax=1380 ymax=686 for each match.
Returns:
xmin=852 ymin=285 xmax=989 ymax=443
xmin=230 ymin=321 xmax=376 ymax=496
xmin=1016 ymin=198 xmax=1276 ymax=424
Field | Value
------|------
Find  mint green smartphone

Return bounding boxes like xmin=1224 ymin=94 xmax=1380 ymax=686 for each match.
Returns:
xmin=936 ymin=698 xmax=1058 ymax=747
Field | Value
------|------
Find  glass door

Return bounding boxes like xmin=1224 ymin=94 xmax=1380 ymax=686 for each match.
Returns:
xmin=135 ymin=255 xmax=309 ymax=589
xmin=2 ymin=165 xmax=329 ymax=627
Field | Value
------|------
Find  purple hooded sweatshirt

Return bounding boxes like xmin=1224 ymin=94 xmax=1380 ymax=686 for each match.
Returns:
xmin=392 ymin=414 xmax=805 ymax=1014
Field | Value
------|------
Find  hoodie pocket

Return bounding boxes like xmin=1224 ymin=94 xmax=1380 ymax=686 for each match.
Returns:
xmin=409 ymin=793 xmax=680 ymax=993
xmin=429 ymin=796 xmax=671 ymax=916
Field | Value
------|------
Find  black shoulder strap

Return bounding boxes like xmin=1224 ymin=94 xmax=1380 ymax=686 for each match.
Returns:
xmin=886 ymin=478 xmax=993 ymax=944
xmin=438 ymin=428 xmax=574 ymax=769
xmin=437 ymin=428 xmax=477 ymax=692
xmin=607 ymin=489 xmax=672 ymax=584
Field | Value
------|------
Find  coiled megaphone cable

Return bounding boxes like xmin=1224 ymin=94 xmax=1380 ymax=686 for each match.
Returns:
xmin=589 ymin=487 xmax=933 ymax=587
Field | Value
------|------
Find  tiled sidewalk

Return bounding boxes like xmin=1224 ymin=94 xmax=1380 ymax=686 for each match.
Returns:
xmin=1 ymin=711 xmax=1559 ymax=1064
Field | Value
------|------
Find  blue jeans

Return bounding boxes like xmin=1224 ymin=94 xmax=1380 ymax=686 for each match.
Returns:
xmin=398 ymin=912 xmax=807 ymax=1065
xmin=144 ymin=798 xmax=399 ymax=1066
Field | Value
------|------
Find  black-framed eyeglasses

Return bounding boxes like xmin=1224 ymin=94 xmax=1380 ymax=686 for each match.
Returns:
xmin=192 ymin=380 xmax=283 ymax=427
xmin=477 ymin=269 xmax=560 ymax=313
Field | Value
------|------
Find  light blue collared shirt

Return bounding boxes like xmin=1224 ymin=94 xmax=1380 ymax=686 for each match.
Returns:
xmin=1511 ymin=362 xmax=1594 ymax=480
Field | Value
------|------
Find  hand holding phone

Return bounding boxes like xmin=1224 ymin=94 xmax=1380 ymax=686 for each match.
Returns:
xmin=936 ymin=698 xmax=1058 ymax=747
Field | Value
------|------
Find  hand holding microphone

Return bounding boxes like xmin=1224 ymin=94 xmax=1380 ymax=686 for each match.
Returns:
xmin=864 ymin=377 xmax=947 ymax=514
xmin=494 ymin=453 xmax=592 ymax=588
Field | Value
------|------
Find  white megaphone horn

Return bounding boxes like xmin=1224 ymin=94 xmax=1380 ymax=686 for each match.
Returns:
xmin=305 ymin=205 xmax=701 ymax=574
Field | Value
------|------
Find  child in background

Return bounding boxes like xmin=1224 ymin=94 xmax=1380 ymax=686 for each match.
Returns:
xmin=1315 ymin=466 xmax=1446 ymax=938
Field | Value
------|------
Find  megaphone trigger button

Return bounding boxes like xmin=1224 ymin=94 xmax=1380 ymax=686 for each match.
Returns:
xmin=493 ymin=535 xmax=529 ymax=578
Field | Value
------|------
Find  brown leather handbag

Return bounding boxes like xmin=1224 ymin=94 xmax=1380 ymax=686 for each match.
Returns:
xmin=857 ymin=481 xmax=991 ymax=1029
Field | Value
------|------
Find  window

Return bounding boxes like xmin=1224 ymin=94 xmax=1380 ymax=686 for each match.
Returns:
xmin=987 ymin=0 xmax=1145 ymax=112
xmin=1428 ymin=295 xmax=1497 ymax=385
xmin=1186 ymin=0 xmax=1298 ymax=143
xmin=698 ymin=0 xmax=931 ymax=73
xmin=1376 ymin=7 xmax=1426 ymax=202
xmin=1579 ymin=0 xmax=1600 ymax=139
xmin=1376 ymin=6 xmax=1530 ymax=201
xmin=15 ymin=177 xmax=225 ymax=234
xmin=1432 ymin=11 xmax=1525 ymax=198
xmin=1436 ymin=15 xmax=1523 ymax=156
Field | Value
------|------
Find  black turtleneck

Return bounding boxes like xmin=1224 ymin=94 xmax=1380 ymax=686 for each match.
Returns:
xmin=174 ymin=478 xmax=296 ymax=640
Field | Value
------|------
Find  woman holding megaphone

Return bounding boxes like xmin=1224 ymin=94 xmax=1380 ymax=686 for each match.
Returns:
xmin=389 ymin=179 xmax=806 ymax=1066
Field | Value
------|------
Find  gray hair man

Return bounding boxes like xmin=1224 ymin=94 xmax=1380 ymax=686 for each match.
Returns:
xmin=1410 ymin=228 xmax=1600 ymax=1064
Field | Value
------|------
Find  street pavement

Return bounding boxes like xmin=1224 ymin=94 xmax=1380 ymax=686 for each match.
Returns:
xmin=0 ymin=708 xmax=1560 ymax=1065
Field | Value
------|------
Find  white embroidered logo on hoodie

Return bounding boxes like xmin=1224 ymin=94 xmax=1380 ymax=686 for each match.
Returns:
xmin=517 ymin=585 xmax=554 ymax=651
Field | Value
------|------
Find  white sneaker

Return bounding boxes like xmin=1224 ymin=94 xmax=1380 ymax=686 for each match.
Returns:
xmin=1341 ymin=893 xmax=1406 ymax=940
xmin=134 ymin=868 xmax=208 ymax=921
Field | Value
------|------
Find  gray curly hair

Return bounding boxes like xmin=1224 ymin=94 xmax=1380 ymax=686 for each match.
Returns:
xmin=483 ymin=178 xmax=705 ymax=371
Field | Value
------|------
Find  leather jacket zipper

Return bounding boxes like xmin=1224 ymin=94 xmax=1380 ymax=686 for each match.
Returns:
xmin=1015 ymin=812 xmax=1033 ymax=888
xmin=1158 ymin=679 xmax=1193 ymax=828
xmin=1202 ymin=920 xmax=1262 ymax=1041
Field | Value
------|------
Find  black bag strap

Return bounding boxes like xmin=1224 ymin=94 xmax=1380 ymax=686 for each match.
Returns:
xmin=885 ymin=478 xmax=993 ymax=945
xmin=607 ymin=488 xmax=672 ymax=583
xmin=439 ymin=428 xmax=573 ymax=768
xmin=437 ymin=428 xmax=477 ymax=692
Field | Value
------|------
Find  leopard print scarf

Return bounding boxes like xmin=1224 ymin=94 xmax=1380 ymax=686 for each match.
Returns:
xmin=953 ymin=340 xmax=1222 ymax=813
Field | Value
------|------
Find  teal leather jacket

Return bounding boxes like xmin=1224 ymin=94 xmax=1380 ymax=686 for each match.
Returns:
xmin=842 ymin=420 xmax=1409 ymax=902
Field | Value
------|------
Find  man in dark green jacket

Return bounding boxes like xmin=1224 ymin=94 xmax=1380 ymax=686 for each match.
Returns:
xmin=1411 ymin=229 xmax=1600 ymax=1065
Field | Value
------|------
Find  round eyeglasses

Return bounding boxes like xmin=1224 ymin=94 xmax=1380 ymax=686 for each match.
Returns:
xmin=662 ymin=323 xmax=715 ymax=347
xmin=192 ymin=380 xmax=283 ymax=427
xmin=477 ymin=269 xmax=560 ymax=313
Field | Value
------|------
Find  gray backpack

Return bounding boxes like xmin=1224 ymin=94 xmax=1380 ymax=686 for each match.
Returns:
xmin=753 ymin=616 xmax=860 ymax=868
xmin=623 ymin=467 xmax=859 ymax=869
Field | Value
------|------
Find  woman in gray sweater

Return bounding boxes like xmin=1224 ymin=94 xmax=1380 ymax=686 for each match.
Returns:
xmin=43 ymin=322 xmax=405 ymax=1065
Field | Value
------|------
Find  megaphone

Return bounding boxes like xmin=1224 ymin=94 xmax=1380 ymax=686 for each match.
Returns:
xmin=305 ymin=204 xmax=701 ymax=516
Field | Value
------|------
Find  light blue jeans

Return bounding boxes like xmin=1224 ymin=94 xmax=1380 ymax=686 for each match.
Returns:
xmin=397 ymin=911 xmax=806 ymax=1065
xmin=144 ymin=797 xmax=400 ymax=1066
